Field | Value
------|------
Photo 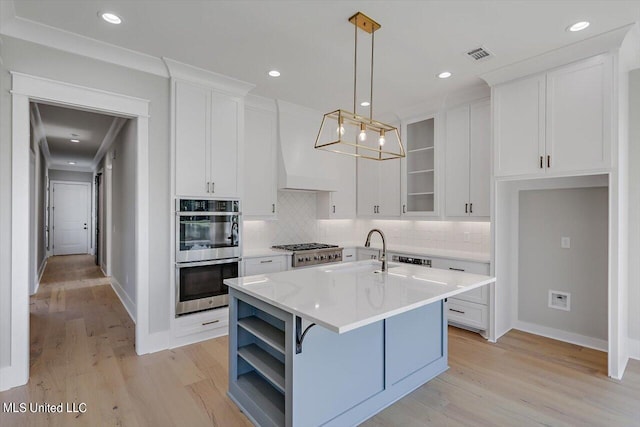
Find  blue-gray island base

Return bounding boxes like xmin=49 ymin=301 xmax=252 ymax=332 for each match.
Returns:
xmin=227 ymin=288 xmax=447 ymax=427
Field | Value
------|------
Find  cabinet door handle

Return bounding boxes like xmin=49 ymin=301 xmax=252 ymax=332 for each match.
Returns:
xmin=547 ymin=155 xmax=551 ymax=168
xmin=449 ymin=308 xmax=465 ymax=314
xmin=402 ymin=204 xmax=406 ymax=214
xmin=272 ymin=203 xmax=276 ymax=213
xmin=207 ymin=182 xmax=210 ymax=193
xmin=260 ymin=260 xmax=273 ymax=264
xmin=469 ymin=203 xmax=473 ymax=214
xmin=332 ymin=205 xmax=336 ymax=214
xmin=202 ymin=320 xmax=220 ymax=326
xmin=465 ymin=203 xmax=468 ymax=213
xmin=345 ymin=254 xmax=353 ymax=258
xmin=449 ymin=267 xmax=465 ymax=272
xmin=540 ymin=156 xmax=543 ymax=169
xmin=211 ymin=182 xmax=215 ymax=193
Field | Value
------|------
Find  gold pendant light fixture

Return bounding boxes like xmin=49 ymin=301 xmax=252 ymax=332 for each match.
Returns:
xmin=315 ymin=12 xmax=405 ymax=160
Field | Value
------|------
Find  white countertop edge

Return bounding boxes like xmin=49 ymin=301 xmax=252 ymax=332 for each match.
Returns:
xmin=228 ymin=274 xmax=495 ymax=334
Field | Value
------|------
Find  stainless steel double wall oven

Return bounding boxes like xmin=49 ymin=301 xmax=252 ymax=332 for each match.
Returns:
xmin=175 ymin=199 xmax=241 ymax=316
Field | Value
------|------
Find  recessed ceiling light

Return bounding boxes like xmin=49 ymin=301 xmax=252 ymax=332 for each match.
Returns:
xmin=360 ymin=101 xmax=370 ymax=107
xmin=100 ymin=12 xmax=122 ymax=25
xmin=67 ymin=161 xmax=77 ymax=165
xmin=567 ymin=21 xmax=590 ymax=32
xmin=268 ymin=70 xmax=281 ymax=77
xmin=438 ymin=71 xmax=452 ymax=79
xmin=70 ymin=139 xmax=80 ymax=143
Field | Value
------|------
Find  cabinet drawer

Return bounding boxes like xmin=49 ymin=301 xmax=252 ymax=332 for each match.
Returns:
xmin=453 ymin=285 xmax=488 ymax=305
xmin=175 ymin=307 xmax=229 ymax=338
xmin=342 ymin=248 xmax=356 ymax=262
xmin=446 ymin=299 xmax=488 ymax=330
xmin=243 ymin=256 xmax=287 ymax=276
xmin=431 ymin=258 xmax=489 ymax=275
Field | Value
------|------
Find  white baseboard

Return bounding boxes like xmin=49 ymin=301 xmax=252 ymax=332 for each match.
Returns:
xmin=0 ymin=364 xmax=28 ymax=392
xmin=32 ymin=257 xmax=48 ymax=295
xmin=514 ymin=320 xmax=608 ymax=352
xmin=630 ymin=338 xmax=640 ymax=360
xmin=109 ymin=277 xmax=136 ymax=324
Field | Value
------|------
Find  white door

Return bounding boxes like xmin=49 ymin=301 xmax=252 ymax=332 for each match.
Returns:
xmin=469 ymin=99 xmax=491 ymax=217
xmin=209 ymin=90 xmax=240 ymax=197
xmin=356 ymin=158 xmax=379 ymax=216
xmin=244 ymin=105 xmax=277 ymax=216
xmin=378 ymin=158 xmax=401 ymax=216
xmin=52 ymin=182 xmax=90 ymax=255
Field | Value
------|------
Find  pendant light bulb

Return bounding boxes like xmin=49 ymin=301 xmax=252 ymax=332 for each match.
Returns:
xmin=359 ymin=123 xmax=367 ymax=141
xmin=378 ymin=129 xmax=386 ymax=146
xmin=337 ymin=119 xmax=345 ymax=136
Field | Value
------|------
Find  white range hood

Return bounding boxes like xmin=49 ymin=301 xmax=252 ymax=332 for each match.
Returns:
xmin=276 ymin=99 xmax=339 ymax=192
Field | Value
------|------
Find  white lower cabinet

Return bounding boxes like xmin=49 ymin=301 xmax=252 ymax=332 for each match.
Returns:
xmin=173 ymin=306 xmax=230 ymax=346
xmin=431 ymin=257 xmax=490 ymax=331
xmin=243 ymin=255 xmax=288 ymax=276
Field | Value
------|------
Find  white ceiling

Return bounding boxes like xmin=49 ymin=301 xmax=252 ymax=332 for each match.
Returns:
xmin=35 ymin=102 xmax=117 ymax=170
xmin=10 ymin=1 xmax=640 ymax=115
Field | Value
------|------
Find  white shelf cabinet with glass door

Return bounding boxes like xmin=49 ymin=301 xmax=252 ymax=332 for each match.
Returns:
xmin=401 ymin=115 xmax=438 ymax=216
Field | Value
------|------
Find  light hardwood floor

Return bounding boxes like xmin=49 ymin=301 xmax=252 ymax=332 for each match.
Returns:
xmin=1 ymin=255 xmax=639 ymax=426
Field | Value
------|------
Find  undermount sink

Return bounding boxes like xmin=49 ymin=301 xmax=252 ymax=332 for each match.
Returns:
xmin=323 ymin=260 xmax=400 ymax=274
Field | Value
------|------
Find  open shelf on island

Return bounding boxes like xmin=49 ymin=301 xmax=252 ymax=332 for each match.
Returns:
xmin=236 ymin=371 xmax=285 ymax=427
xmin=238 ymin=316 xmax=285 ymax=355
xmin=238 ymin=344 xmax=285 ymax=393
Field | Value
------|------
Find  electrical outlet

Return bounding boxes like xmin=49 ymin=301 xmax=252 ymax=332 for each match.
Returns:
xmin=463 ymin=232 xmax=471 ymax=242
xmin=561 ymin=237 xmax=571 ymax=249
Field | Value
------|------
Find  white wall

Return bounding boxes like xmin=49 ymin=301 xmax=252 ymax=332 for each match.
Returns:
xmin=48 ymin=169 xmax=92 ymax=183
xmin=518 ymin=188 xmax=608 ymax=341
xmin=0 ymin=35 xmax=171 ymax=371
xmin=107 ymin=120 xmax=137 ymax=319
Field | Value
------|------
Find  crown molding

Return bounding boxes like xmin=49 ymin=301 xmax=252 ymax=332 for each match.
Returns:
xmin=395 ymin=83 xmax=490 ymax=121
xmin=163 ymin=57 xmax=255 ymax=96
xmin=481 ymin=23 xmax=635 ymax=87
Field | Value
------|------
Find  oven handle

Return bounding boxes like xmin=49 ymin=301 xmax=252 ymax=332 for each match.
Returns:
xmin=176 ymin=258 xmax=242 ymax=268
xmin=176 ymin=212 xmax=242 ymax=217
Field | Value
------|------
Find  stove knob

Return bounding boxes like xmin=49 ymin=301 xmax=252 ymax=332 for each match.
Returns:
xmin=320 ymin=255 xmax=326 ymax=260
xmin=305 ymin=257 xmax=311 ymax=262
xmin=297 ymin=257 xmax=303 ymax=263
xmin=314 ymin=256 xmax=319 ymax=261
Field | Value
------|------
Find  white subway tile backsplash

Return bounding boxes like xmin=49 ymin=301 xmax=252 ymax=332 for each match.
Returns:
xmin=244 ymin=194 xmax=491 ymax=255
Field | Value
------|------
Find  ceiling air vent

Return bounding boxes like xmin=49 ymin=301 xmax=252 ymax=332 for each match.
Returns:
xmin=466 ymin=46 xmax=493 ymax=62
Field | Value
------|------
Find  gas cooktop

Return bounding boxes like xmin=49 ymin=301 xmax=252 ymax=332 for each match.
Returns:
xmin=271 ymin=243 xmax=339 ymax=251
xmin=271 ymin=243 xmax=343 ymax=267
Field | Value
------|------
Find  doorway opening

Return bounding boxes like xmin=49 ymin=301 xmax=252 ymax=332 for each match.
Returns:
xmin=6 ymin=73 xmax=150 ymax=391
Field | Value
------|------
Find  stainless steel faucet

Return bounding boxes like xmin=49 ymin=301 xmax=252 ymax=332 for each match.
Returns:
xmin=364 ymin=229 xmax=387 ymax=272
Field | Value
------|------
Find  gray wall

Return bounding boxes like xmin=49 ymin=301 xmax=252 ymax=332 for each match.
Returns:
xmin=48 ymin=169 xmax=92 ymax=183
xmin=36 ymin=149 xmax=46 ymax=271
xmin=628 ymin=69 xmax=640 ymax=343
xmin=518 ymin=188 xmax=608 ymax=341
xmin=109 ymin=120 xmax=137 ymax=309
xmin=0 ymin=35 xmax=171 ymax=369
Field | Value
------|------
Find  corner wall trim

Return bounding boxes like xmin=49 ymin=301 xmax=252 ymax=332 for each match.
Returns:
xmin=33 ymin=257 xmax=48 ymax=296
xmin=514 ymin=320 xmax=608 ymax=352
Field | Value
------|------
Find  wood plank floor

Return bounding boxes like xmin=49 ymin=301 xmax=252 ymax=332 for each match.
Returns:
xmin=1 ymin=255 xmax=639 ymax=426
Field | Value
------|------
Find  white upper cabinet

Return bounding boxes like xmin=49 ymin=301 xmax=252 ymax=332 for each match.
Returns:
xmin=445 ymin=100 xmax=490 ymax=217
xmin=401 ymin=116 xmax=438 ymax=216
xmin=175 ymin=81 xmax=211 ymax=196
xmin=356 ymin=157 xmax=400 ymax=217
xmin=174 ymin=79 xmax=242 ymax=198
xmin=494 ymin=54 xmax=612 ymax=178
xmin=317 ymin=155 xmax=356 ymax=219
xmin=167 ymin=59 xmax=254 ymax=199
xmin=494 ymin=74 xmax=546 ymax=177
xmin=244 ymin=98 xmax=278 ymax=217
xmin=545 ymin=55 xmax=612 ymax=173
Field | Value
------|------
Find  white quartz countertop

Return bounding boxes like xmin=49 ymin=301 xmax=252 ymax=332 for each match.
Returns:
xmin=225 ymin=260 xmax=495 ymax=334
xmin=340 ymin=243 xmax=490 ymax=263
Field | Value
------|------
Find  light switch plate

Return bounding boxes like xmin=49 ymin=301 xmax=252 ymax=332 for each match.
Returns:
xmin=561 ymin=237 xmax=571 ymax=249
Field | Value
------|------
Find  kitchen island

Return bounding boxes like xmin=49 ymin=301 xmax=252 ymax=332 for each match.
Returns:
xmin=225 ymin=260 xmax=495 ymax=427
